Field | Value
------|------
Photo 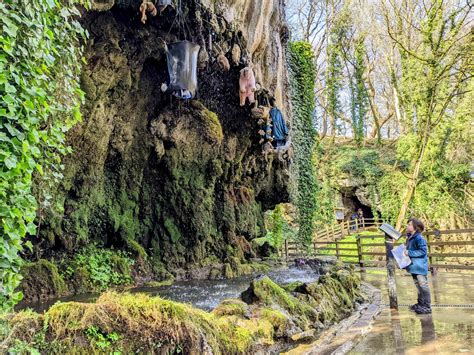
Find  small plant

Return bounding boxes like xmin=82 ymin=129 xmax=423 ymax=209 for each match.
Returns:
xmin=64 ymin=245 xmax=134 ymax=291
xmin=85 ymin=326 xmax=121 ymax=352
xmin=7 ymin=340 xmax=41 ymax=355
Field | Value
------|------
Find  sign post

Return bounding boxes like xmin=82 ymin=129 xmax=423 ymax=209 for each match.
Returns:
xmin=379 ymin=223 xmax=402 ymax=310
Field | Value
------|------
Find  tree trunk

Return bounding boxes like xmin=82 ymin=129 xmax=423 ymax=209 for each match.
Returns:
xmin=395 ymin=125 xmax=430 ymax=230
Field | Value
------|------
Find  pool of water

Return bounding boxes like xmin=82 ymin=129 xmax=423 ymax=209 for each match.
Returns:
xmin=19 ymin=265 xmax=320 ymax=313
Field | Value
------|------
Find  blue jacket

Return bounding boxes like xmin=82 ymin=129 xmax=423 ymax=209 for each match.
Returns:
xmin=270 ymin=107 xmax=289 ymax=140
xmin=405 ymin=232 xmax=429 ymax=275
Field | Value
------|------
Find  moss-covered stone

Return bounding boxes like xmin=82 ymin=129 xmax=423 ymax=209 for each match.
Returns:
xmin=142 ymin=279 xmax=174 ymax=288
xmin=241 ymin=276 xmax=318 ymax=330
xmin=282 ymin=281 xmax=304 ymax=292
xmin=212 ymin=299 xmax=249 ymax=318
xmin=260 ymin=308 xmax=289 ymax=337
xmin=20 ymin=260 xmax=68 ymax=302
xmin=2 ymin=292 xmax=268 ymax=354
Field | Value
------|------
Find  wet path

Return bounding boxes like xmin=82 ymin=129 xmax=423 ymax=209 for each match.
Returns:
xmin=350 ymin=271 xmax=474 ymax=354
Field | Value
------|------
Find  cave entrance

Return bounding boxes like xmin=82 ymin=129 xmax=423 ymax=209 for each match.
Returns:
xmin=341 ymin=193 xmax=374 ymax=221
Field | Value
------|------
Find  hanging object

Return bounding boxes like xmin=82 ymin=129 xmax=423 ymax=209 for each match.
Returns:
xmin=239 ymin=67 xmax=256 ymax=106
xmin=139 ymin=1 xmax=157 ymax=24
xmin=158 ymin=0 xmax=172 ymax=12
xmin=165 ymin=40 xmax=200 ymax=100
xmin=217 ymin=53 xmax=230 ymax=72
xmin=139 ymin=0 xmax=172 ymax=24
xmin=251 ymin=106 xmax=270 ymax=120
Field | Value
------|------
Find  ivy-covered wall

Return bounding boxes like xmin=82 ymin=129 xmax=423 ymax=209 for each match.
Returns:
xmin=288 ymin=41 xmax=319 ymax=247
xmin=0 ymin=0 xmax=87 ymax=311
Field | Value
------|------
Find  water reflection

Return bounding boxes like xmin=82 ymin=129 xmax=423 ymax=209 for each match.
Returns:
xmin=390 ymin=309 xmax=405 ymax=354
xmin=420 ymin=314 xmax=436 ymax=344
xmin=350 ymin=272 xmax=474 ymax=355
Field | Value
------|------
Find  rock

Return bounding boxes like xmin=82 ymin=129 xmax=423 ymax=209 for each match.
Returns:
xmin=19 ymin=260 xmax=68 ymax=303
xmin=291 ymin=329 xmax=317 ymax=342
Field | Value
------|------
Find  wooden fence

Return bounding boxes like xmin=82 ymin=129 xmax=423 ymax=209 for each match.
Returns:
xmin=282 ymin=220 xmax=474 ymax=272
xmin=313 ymin=217 xmax=382 ymax=242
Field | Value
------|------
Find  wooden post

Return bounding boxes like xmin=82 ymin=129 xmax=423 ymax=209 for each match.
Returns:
xmin=362 ymin=217 xmax=365 ymax=229
xmin=385 ymin=235 xmax=399 ymax=310
xmin=356 ymin=235 xmax=364 ymax=270
xmin=285 ymin=239 xmax=289 ymax=262
xmin=355 ymin=218 xmax=359 ymax=231
xmin=335 ymin=239 xmax=340 ymax=260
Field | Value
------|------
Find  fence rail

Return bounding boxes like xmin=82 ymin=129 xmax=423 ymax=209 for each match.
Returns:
xmin=282 ymin=218 xmax=474 ymax=273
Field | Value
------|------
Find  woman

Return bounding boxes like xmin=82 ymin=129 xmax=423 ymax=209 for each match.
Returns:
xmin=404 ymin=217 xmax=432 ymax=314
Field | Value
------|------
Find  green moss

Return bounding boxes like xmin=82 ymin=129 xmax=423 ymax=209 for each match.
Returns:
xmin=283 ymin=281 xmax=304 ymax=292
xmin=70 ymin=266 xmax=92 ymax=293
xmin=261 ymin=308 xmax=288 ymax=336
xmin=2 ymin=292 xmax=259 ymax=354
xmin=248 ymin=262 xmax=271 ymax=274
xmin=164 ymin=217 xmax=182 ymax=243
xmin=200 ymin=255 xmax=220 ymax=268
xmin=212 ymin=299 xmax=249 ymax=318
xmin=142 ymin=279 xmax=174 ymax=287
xmin=7 ymin=265 xmax=364 ymax=353
xmin=125 ymin=238 xmax=148 ymax=260
xmin=192 ymin=101 xmax=224 ymax=143
xmin=149 ymin=258 xmax=174 ymax=280
xmin=20 ymin=260 xmax=68 ymax=299
xmin=243 ymin=276 xmax=317 ymax=330
xmin=224 ymin=263 xmax=234 ymax=278
xmin=292 ymin=266 xmax=362 ymax=324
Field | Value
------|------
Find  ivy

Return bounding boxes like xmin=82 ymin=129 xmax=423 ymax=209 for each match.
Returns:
xmin=351 ymin=38 xmax=368 ymax=144
xmin=288 ymin=41 xmax=319 ymax=248
xmin=0 ymin=0 xmax=88 ymax=312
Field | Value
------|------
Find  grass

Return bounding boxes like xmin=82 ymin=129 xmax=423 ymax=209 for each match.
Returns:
xmin=317 ymin=231 xmax=387 ymax=263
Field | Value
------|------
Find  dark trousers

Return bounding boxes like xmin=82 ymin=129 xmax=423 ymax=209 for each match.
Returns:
xmin=412 ymin=274 xmax=431 ymax=309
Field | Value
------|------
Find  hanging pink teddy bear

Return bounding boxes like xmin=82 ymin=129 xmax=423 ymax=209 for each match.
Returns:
xmin=239 ymin=66 xmax=256 ymax=106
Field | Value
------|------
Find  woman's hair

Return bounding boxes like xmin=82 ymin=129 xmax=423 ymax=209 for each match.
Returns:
xmin=269 ymin=96 xmax=276 ymax=107
xmin=408 ymin=217 xmax=425 ymax=233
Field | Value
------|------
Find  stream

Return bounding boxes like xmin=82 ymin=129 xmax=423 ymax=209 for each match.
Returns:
xmin=19 ymin=265 xmax=320 ymax=313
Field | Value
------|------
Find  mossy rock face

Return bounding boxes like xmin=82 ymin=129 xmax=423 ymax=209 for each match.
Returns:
xmin=20 ymin=260 xmax=68 ymax=302
xmin=33 ymin=0 xmax=290 ymax=289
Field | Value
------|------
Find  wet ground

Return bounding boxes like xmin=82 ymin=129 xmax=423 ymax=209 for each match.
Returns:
xmin=20 ymin=265 xmax=320 ymax=313
xmin=350 ymin=271 xmax=474 ymax=355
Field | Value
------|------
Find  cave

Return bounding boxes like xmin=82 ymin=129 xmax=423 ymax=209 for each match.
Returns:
xmin=342 ymin=192 xmax=374 ymax=221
